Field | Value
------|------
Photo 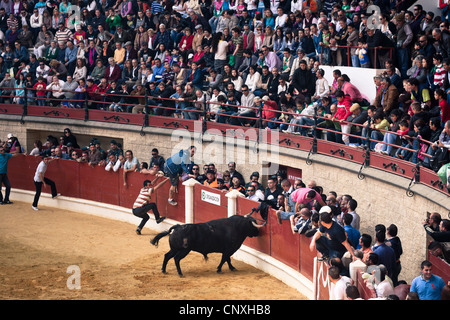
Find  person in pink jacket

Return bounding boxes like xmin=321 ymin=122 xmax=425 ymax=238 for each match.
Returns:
xmin=332 ymin=90 xmax=353 ymax=145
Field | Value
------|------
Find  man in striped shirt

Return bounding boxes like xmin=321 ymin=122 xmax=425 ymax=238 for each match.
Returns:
xmin=54 ymin=23 xmax=73 ymax=46
xmin=132 ymin=173 xmax=168 ymax=235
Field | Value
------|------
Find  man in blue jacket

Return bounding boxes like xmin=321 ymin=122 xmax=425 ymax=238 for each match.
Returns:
xmin=0 ymin=145 xmax=22 ymax=205
xmin=163 ymin=146 xmax=196 ymax=206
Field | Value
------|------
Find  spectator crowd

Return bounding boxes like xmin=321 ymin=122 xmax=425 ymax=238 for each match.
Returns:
xmin=0 ymin=0 xmax=449 ymax=299
xmin=1 ymin=127 xmax=449 ymax=300
xmin=0 ymin=0 xmax=449 ymax=175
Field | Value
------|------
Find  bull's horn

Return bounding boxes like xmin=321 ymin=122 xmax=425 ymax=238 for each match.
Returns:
xmin=252 ymin=221 xmax=266 ymax=228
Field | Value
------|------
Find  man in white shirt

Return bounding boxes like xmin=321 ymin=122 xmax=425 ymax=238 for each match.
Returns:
xmin=328 ymin=266 xmax=353 ymax=300
xmin=275 ymin=7 xmax=287 ymax=29
xmin=230 ymin=84 xmax=256 ymax=126
xmin=105 ymin=153 xmax=122 ymax=172
xmin=372 ymin=265 xmax=395 ymax=298
xmin=32 ymin=156 xmax=60 ymax=211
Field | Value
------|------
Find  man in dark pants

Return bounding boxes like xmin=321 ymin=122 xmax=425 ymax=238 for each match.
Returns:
xmin=32 ymin=156 xmax=60 ymax=211
xmin=132 ymin=173 xmax=168 ymax=235
xmin=0 ymin=146 xmax=22 ymax=204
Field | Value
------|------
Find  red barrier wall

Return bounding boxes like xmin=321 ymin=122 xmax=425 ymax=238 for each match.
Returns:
xmin=236 ymin=196 xmax=271 ymax=255
xmin=6 ymin=155 xmax=185 ymax=222
xmin=193 ymin=184 xmax=228 ymax=223
xmin=428 ymin=252 xmax=450 ymax=283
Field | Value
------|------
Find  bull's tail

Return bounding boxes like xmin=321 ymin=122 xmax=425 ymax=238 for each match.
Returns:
xmin=150 ymin=225 xmax=180 ymax=247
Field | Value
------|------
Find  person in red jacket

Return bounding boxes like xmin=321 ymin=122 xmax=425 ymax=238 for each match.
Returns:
xmin=261 ymin=95 xmax=279 ymax=129
xmin=85 ymin=79 xmax=99 ymax=109
xmin=32 ymin=76 xmax=47 ymax=106
xmin=332 ymin=90 xmax=353 ymax=145
xmin=435 ymin=88 xmax=450 ymax=125
xmin=104 ymin=57 xmax=122 ymax=83
xmin=178 ymin=27 xmax=194 ymax=53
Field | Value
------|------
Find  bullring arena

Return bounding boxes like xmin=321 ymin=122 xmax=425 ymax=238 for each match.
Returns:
xmin=1 ymin=98 xmax=449 ymax=303
xmin=0 ymin=200 xmax=305 ymax=300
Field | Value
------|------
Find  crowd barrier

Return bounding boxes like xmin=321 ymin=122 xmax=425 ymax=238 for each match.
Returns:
xmin=5 ymin=154 xmax=380 ymax=299
xmin=319 ymin=44 xmax=394 ymax=69
xmin=2 ymin=87 xmax=450 ymax=298
xmin=6 ymin=155 xmax=186 ymax=223
xmin=2 ymin=85 xmax=448 ymax=200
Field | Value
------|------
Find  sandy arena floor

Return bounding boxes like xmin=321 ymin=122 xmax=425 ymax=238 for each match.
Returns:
xmin=0 ymin=201 xmax=307 ymax=300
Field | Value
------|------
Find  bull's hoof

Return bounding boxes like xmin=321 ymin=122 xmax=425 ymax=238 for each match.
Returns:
xmin=178 ymin=273 xmax=184 ymax=277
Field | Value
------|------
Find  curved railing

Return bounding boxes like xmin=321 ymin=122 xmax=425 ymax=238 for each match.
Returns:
xmin=3 ymin=95 xmax=450 ymax=299
xmin=1 ymin=86 xmax=448 ymax=197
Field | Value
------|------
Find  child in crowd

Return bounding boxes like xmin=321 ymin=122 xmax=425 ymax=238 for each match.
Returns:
xmin=356 ymin=38 xmax=370 ymax=68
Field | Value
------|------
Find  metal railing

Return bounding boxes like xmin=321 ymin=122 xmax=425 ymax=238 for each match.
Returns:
xmin=319 ymin=44 xmax=395 ymax=69
xmin=1 ymin=85 xmax=447 ymax=196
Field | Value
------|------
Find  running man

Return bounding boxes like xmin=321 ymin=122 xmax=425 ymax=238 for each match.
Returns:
xmin=132 ymin=172 xmax=168 ymax=235
xmin=32 ymin=156 xmax=60 ymax=211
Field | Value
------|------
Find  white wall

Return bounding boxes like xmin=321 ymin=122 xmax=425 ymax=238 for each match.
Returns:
xmin=321 ymin=65 xmax=382 ymax=103
xmin=410 ymin=0 xmax=441 ymax=17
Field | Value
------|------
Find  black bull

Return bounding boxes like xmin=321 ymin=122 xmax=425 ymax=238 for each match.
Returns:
xmin=150 ymin=214 xmax=266 ymax=276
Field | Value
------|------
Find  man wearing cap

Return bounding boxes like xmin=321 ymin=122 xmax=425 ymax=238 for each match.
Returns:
xmin=124 ymin=41 xmax=138 ymax=61
xmin=192 ymin=25 xmax=204 ymax=51
xmin=346 ymin=103 xmax=368 ymax=143
xmin=203 ymin=169 xmax=218 ymax=188
xmin=310 ymin=206 xmax=355 ymax=261
xmin=0 ymin=143 xmax=23 ymax=205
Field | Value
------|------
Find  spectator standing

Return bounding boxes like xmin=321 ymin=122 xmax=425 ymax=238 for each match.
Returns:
xmin=394 ymin=13 xmax=413 ymax=79
xmin=372 ymin=230 xmax=396 ymax=279
xmin=410 ymin=260 xmax=446 ymax=300
xmin=386 ymin=224 xmax=403 ymax=286
xmin=163 ymin=145 xmax=196 ymax=206
xmin=310 ymin=206 xmax=355 ymax=261
xmin=0 ymin=144 xmax=22 ymax=205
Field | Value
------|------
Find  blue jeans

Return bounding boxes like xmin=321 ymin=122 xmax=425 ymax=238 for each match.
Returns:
xmin=381 ymin=132 xmax=397 ymax=155
xmin=217 ymin=110 xmax=235 ymax=123
xmin=279 ymin=211 xmax=294 ymax=220
xmin=182 ymin=107 xmax=199 ymax=120
xmin=396 ymin=47 xmax=409 ymax=79
xmin=266 ymin=117 xmax=278 ymax=129
xmin=298 ymin=117 xmax=315 ymax=136
xmin=370 ymin=130 xmax=384 ymax=150
xmin=351 ymin=54 xmax=360 ymax=67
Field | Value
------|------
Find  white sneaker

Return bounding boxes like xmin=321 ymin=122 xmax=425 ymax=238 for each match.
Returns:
xmin=32 ymin=206 xmax=38 ymax=211
xmin=52 ymin=193 xmax=61 ymax=199
xmin=168 ymin=199 xmax=177 ymax=206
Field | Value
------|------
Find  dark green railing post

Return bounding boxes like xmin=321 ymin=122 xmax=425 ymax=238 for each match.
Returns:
xmin=20 ymin=87 xmax=28 ymax=124
xmin=84 ymin=93 xmax=89 ymax=121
